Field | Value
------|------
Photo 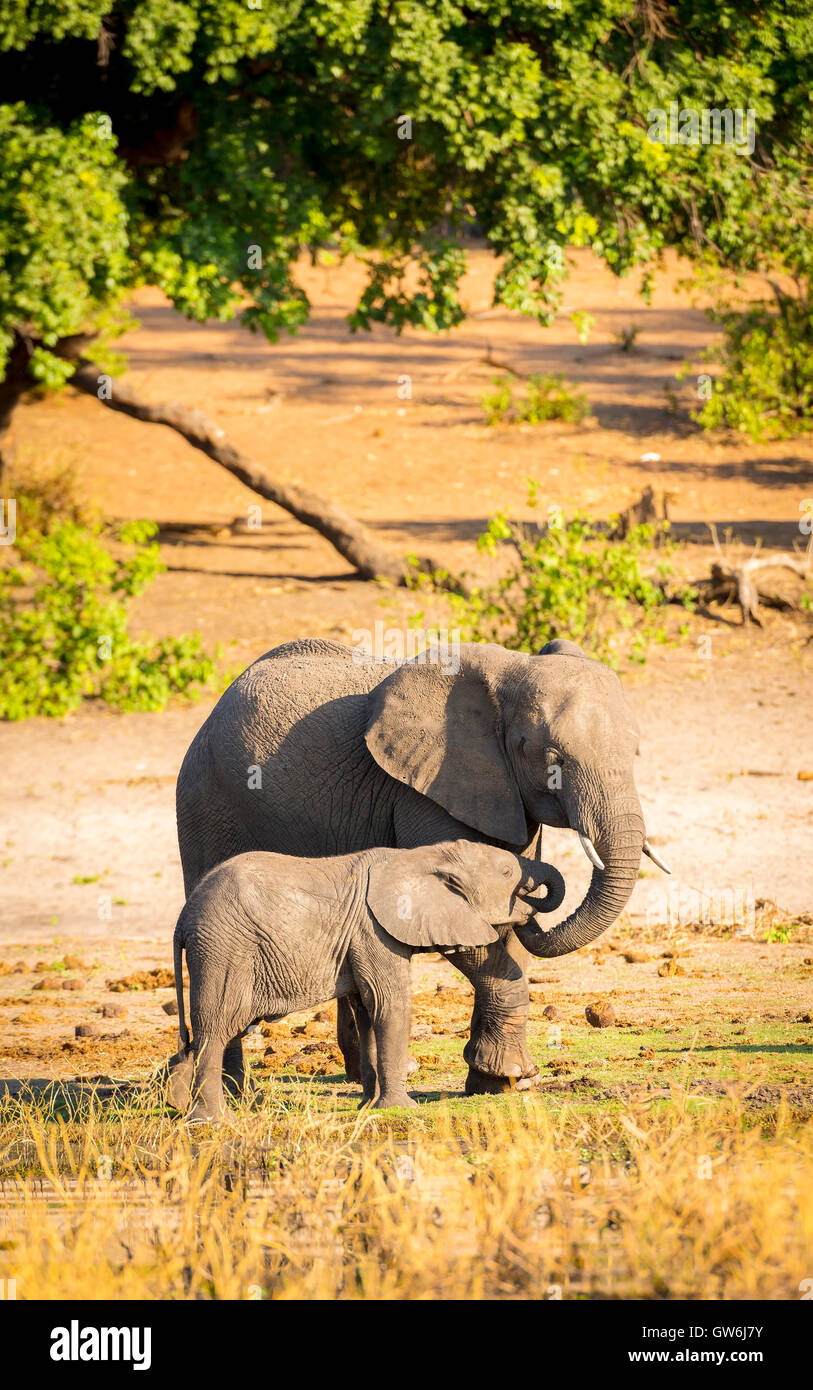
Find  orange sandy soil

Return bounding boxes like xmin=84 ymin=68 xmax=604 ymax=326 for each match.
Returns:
xmin=1 ymin=248 xmax=811 ymax=1090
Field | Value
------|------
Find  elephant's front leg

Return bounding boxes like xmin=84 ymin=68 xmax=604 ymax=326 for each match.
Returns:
xmin=446 ymin=935 xmax=535 ymax=1096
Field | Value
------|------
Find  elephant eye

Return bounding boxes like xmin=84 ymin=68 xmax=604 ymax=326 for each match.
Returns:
xmin=502 ymin=864 xmax=512 ymax=876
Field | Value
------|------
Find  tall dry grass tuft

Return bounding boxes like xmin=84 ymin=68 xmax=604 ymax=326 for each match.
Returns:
xmin=0 ymin=1086 xmax=810 ymax=1299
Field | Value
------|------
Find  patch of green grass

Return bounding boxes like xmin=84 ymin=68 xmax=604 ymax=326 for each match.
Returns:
xmin=481 ymin=373 xmax=590 ymax=426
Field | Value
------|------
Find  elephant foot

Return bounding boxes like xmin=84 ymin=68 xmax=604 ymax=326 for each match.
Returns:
xmin=185 ymin=1104 xmax=223 ymax=1125
xmin=465 ymin=1067 xmax=518 ymax=1096
xmin=223 ymin=1071 xmax=260 ymax=1102
xmin=372 ymin=1093 xmax=418 ymax=1111
xmin=166 ymin=1050 xmax=194 ymax=1111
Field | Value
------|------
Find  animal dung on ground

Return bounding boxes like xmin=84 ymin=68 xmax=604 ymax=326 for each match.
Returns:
xmin=75 ymin=1024 xmax=95 ymax=1038
xmin=658 ymin=959 xmax=685 ymax=977
xmin=62 ymin=978 xmax=84 ymax=991
xmin=542 ymin=1005 xmax=561 ymax=1022
xmin=585 ymin=1002 xmax=615 ymax=1029
xmin=639 ymin=1045 xmax=655 ymax=1059
xmin=623 ymin=950 xmax=649 ymax=964
xmin=99 ymin=1003 xmax=125 ymax=1018
xmin=106 ymin=968 xmax=174 ymax=992
xmin=162 ymin=999 xmax=179 ymax=1015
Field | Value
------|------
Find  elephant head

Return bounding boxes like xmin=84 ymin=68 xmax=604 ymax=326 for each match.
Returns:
xmin=366 ymin=841 xmax=566 ymax=950
xmin=364 ymin=640 xmax=668 ymax=958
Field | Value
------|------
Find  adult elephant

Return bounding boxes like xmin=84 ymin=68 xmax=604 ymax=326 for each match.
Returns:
xmin=176 ymin=636 xmax=668 ymax=1094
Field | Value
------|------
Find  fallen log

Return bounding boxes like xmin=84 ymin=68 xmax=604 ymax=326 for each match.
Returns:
xmin=64 ymin=356 xmax=452 ymax=588
xmin=692 ymin=525 xmax=813 ymax=625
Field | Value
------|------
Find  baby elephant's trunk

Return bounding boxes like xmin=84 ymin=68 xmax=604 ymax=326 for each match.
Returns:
xmin=173 ymin=926 xmax=190 ymax=1053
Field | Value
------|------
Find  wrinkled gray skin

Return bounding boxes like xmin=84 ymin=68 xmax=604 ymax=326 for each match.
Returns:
xmin=168 ymin=841 xmax=565 ymax=1121
xmin=176 ymin=637 xmax=651 ymax=1096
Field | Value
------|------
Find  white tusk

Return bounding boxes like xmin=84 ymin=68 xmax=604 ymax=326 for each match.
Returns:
xmin=579 ymin=833 xmax=605 ymax=871
xmin=643 ymin=839 xmax=671 ymax=875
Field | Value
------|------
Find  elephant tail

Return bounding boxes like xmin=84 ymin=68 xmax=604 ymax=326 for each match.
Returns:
xmin=173 ymin=924 xmax=190 ymax=1054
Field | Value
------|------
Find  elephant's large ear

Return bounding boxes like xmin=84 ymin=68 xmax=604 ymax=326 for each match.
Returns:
xmin=366 ymin=862 xmax=499 ymax=950
xmin=364 ymin=647 xmax=528 ymax=843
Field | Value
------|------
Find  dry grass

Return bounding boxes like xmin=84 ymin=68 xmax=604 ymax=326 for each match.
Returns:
xmin=1 ymin=1084 xmax=811 ymax=1300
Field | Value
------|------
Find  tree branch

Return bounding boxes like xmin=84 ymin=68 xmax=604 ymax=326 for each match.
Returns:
xmin=64 ymin=358 xmax=450 ymax=587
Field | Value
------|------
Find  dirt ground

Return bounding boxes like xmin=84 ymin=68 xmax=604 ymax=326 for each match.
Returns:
xmin=1 ymin=248 xmax=811 ymax=1100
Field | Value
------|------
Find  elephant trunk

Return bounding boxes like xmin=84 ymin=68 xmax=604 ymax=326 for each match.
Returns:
xmin=515 ymin=799 xmax=644 ymax=958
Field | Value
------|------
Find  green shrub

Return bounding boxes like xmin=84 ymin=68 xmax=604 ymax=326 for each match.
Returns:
xmin=413 ymin=486 xmax=686 ymax=667
xmin=481 ymin=377 xmax=514 ymax=425
xmin=481 ymin=374 xmax=590 ymax=427
xmin=0 ymin=516 xmax=218 ymax=719
xmin=685 ymin=299 xmax=813 ymax=441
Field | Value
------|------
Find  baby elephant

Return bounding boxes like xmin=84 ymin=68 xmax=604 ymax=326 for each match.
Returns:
xmin=167 ymin=839 xmax=566 ymax=1121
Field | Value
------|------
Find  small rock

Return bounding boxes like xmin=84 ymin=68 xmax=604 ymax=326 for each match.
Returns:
xmin=63 ymin=955 xmax=86 ymax=970
xmin=162 ymin=999 xmax=179 ymax=1016
xmin=585 ymin=1002 xmax=615 ymax=1029
xmin=623 ymin=951 xmax=649 ymax=964
xmin=75 ymin=1024 xmax=95 ymax=1038
xmin=100 ymin=1003 xmax=125 ymax=1019
xmin=33 ymin=978 xmax=60 ymax=991
xmin=62 ymin=978 xmax=84 ymax=991
xmin=542 ymin=1005 xmax=561 ymax=1022
xmin=313 ymin=1009 xmax=331 ymax=1022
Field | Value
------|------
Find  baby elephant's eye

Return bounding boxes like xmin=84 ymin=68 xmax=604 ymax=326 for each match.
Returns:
xmin=502 ymin=864 xmax=512 ymax=876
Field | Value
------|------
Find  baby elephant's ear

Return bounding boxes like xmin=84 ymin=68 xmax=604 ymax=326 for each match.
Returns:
xmin=366 ymin=864 xmax=499 ymax=950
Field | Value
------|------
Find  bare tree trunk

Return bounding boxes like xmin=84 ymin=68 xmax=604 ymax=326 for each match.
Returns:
xmin=0 ymin=334 xmax=32 ymax=492
xmin=65 ymin=359 xmax=442 ymax=586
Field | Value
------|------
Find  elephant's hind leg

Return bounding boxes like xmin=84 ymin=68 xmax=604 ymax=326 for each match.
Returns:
xmin=187 ymin=1034 xmax=227 ymax=1123
xmin=353 ymin=997 xmax=378 ymax=1105
xmin=337 ymin=996 xmax=363 ymax=1084
xmin=166 ymin=1048 xmax=194 ymax=1111
xmin=223 ymin=1037 xmax=246 ymax=1097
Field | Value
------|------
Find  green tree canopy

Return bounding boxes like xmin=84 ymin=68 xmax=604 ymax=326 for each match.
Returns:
xmin=1 ymin=0 xmax=810 ymax=401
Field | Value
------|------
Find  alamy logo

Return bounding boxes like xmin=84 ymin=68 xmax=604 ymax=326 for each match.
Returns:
xmin=50 ymin=1321 xmax=151 ymax=1371
xmin=351 ymin=622 xmax=460 ymax=673
xmin=647 ymin=102 xmax=755 ymax=156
